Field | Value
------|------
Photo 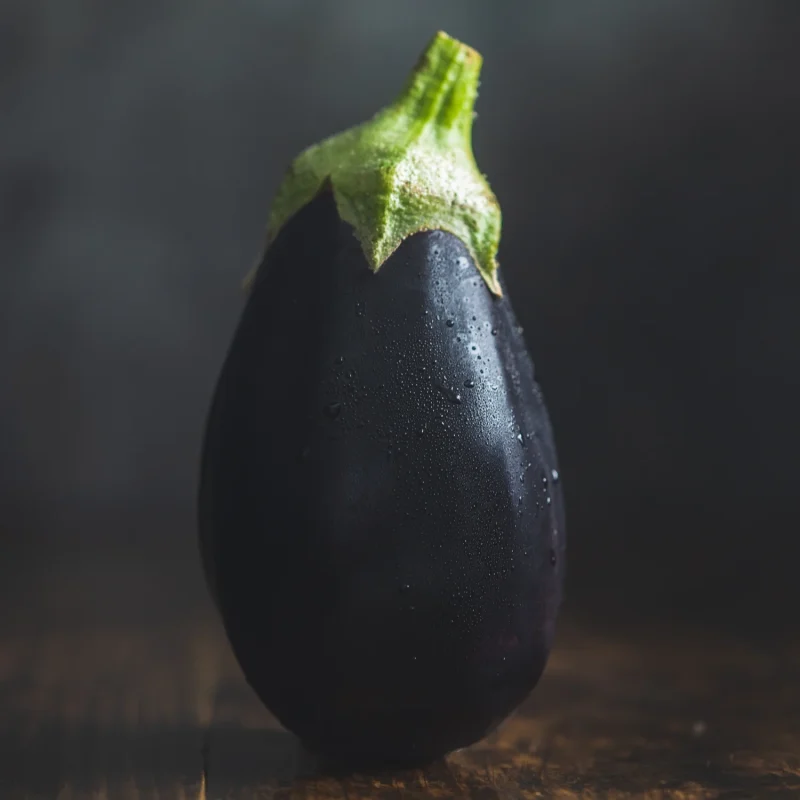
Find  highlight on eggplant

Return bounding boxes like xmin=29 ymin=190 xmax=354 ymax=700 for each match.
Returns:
xmin=198 ymin=30 xmax=565 ymax=769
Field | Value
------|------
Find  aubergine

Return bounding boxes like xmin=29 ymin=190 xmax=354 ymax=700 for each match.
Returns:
xmin=198 ymin=31 xmax=565 ymax=768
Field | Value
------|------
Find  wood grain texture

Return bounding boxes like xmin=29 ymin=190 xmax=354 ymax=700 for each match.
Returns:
xmin=0 ymin=618 xmax=797 ymax=799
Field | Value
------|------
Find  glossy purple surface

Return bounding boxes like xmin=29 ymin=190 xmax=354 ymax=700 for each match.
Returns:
xmin=198 ymin=190 xmax=565 ymax=767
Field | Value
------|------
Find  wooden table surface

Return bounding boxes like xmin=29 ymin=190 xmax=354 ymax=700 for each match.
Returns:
xmin=0 ymin=611 xmax=798 ymax=799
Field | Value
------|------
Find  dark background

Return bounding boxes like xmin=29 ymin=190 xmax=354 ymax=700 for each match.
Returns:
xmin=1 ymin=0 xmax=798 ymax=637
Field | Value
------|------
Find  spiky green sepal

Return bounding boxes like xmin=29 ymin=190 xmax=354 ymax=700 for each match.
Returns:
xmin=245 ymin=31 xmax=502 ymax=296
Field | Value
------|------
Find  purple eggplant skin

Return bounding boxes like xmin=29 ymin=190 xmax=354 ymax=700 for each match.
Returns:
xmin=198 ymin=188 xmax=565 ymax=768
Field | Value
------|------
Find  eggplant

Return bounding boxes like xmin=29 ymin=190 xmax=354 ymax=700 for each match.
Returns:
xmin=198 ymin=31 xmax=565 ymax=768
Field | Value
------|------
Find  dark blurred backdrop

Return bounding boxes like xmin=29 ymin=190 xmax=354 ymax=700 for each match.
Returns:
xmin=1 ymin=0 xmax=798 ymax=636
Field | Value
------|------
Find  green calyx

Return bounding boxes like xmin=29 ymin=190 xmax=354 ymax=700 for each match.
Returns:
xmin=245 ymin=30 xmax=502 ymax=296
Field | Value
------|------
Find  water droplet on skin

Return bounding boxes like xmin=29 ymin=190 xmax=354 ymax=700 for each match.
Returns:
xmin=542 ymin=476 xmax=548 ymax=487
xmin=464 ymin=379 xmax=475 ymax=388
xmin=334 ymin=356 xmax=344 ymax=365
xmin=551 ymin=469 xmax=560 ymax=483
xmin=324 ymin=402 xmax=342 ymax=420
xmin=437 ymin=384 xmax=462 ymax=405
xmin=399 ymin=583 xmax=411 ymax=593
xmin=355 ymin=301 xmax=365 ymax=317
xmin=546 ymin=496 xmax=552 ymax=505
xmin=446 ymin=319 xmax=455 ymax=327
xmin=550 ymin=549 xmax=557 ymax=566
xmin=517 ymin=433 xmax=525 ymax=446
xmin=491 ymin=328 xmax=498 ymax=336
